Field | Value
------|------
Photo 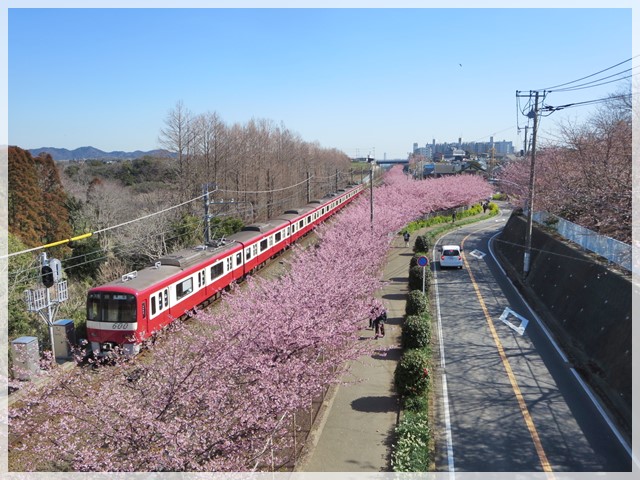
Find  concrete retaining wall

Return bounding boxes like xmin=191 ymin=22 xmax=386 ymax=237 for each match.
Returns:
xmin=494 ymin=212 xmax=631 ymax=435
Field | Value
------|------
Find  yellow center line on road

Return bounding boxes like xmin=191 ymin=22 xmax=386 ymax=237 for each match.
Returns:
xmin=460 ymin=232 xmax=555 ymax=477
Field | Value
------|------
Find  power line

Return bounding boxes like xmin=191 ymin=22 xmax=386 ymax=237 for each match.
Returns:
xmin=547 ymin=72 xmax=637 ymax=94
xmin=540 ymin=55 xmax=638 ymax=91
xmin=543 ymin=94 xmax=632 ymax=113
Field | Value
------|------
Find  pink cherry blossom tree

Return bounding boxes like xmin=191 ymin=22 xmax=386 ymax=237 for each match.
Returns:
xmin=498 ymin=93 xmax=631 ymax=243
xmin=9 ymin=167 xmax=491 ymax=471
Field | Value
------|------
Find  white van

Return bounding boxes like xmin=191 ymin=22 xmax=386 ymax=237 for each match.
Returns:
xmin=440 ymin=245 xmax=463 ymax=269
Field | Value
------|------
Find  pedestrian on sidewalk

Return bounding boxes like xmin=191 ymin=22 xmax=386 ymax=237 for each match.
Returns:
xmin=374 ymin=309 xmax=386 ymax=339
xmin=452 ymin=210 xmax=457 ymax=223
xmin=403 ymin=231 xmax=411 ymax=247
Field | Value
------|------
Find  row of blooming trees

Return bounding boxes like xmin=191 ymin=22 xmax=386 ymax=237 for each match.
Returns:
xmin=9 ymin=168 xmax=492 ymax=471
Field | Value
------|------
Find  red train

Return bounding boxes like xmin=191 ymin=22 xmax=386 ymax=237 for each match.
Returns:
xmin=86 ymin=183 xmax=365 ymax=356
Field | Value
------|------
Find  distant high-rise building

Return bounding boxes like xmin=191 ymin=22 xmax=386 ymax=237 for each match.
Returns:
xmin=417 ymin=138 xmax=514 ymax=159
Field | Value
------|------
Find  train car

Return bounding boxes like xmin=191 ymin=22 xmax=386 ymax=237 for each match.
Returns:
xmin=228 ymin=218 xmax=290 ymax=274
xmin=276 ymin=205 xmax=318 ymax=243
xmin=87 ymin=239 xmax=246 ymax=356
xmin=86 ymin=181 xmax=366 ymax=356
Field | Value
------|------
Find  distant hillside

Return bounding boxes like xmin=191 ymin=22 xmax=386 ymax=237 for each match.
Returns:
xmin=28 ymin=146 xmax=175 ymax=161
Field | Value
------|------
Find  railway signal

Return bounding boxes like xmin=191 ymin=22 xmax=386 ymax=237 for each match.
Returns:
xmin=24 ymin=252 xmax=69 ymax=358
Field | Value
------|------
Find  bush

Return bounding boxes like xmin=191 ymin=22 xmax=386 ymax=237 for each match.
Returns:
xmin=457 ymin=203 xmax=482 ymax=220
xmin=408 ymin=265 xmax=431 ymax=292
xmin=405 ymin=290 xmax=428 ymax=316
xmin=403 ymin=393 xmax=428 ymax=413
xmin=394 ymin=348 xmax=431 ymax=397
xmin=391 ymin=411 xmax=431 ymax=471
xmin=402 ymin=313 xmax=431 ymax=349
xmin=413 ymin=234 xmax=432 ymax=254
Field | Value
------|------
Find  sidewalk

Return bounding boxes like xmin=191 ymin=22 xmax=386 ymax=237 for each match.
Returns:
xmin=296 ymin=233 xmax=413 ymax=472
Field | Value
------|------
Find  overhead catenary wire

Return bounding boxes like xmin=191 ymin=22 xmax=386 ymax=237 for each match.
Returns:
xmin=216 ymin=177 xmax=311 ymax=195
xmin=4 ymin=173 xmax=343 ymax=260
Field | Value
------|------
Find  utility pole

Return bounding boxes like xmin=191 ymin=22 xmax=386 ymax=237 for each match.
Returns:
xmin=368 ymin=155 xmax=374 ymax=229
xmin=523 ymin=125 xmax=529 ymax=154
xmin=202 ymin=182 xmax=217 ymax=245
xmin=523 ymin=91 xmax=540 ymax=277
xmin=267 ymin=169 xmax=273 ymax=219
xmin=306 ymin=171 xmax=311 ymax=203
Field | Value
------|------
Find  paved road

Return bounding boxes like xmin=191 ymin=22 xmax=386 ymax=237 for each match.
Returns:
xmin=432 ymin=207 xmax=631 ymax=473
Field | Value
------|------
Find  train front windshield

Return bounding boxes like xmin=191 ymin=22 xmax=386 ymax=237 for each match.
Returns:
xmin=87 ymin=292 xmax=137 ymax=323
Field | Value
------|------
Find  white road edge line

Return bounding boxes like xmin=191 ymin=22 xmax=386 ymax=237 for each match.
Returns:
xmin=433 ymin=242 xmax=456 ymax=477
xmin=570 ymin=367 xmax=636 ymax=464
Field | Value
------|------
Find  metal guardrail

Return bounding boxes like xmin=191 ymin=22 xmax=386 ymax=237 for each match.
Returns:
xmin=532 ymin=212 xmax=631 ymax=272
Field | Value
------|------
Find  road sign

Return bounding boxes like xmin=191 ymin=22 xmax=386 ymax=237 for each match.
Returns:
xmin=417 ymin=256 xmax=429 ymax=267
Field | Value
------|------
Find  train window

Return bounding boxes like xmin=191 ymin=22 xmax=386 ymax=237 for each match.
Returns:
xmin=176 ymin=278 xmax=193 ymax=300
xmin=226 ymin=257 xmax=232 ymax=271
xmin=275 ymin=231 xmax=282 ymax=242
xmin=307 ymin=215 xmax=312 ymax=223
xmin=269 ymin=236 xmax=274 ymax=247
xmin=246 ymin=248 xmax=252 ymax=260
xmin=87 ymin=292 xmax=101 ymax=321
xmin=299 ymin=220 xmax=304 ymax=229
xmin=291 ymin=225 xmax=296 ymax=233
xmin=236 ymin=252 xmax=242 ymax=265
xmin=260 ymin=239 xmax=268 ymax=252
xmin=164 ymin=289 xmax=168 ymax=307
xmin=211 ymin=262 xmax=224 ymax=279
xmin=198 ymin=270 xmax=204 ymax=288
xmin=252 ymin=244 xmax=258 ymax=257
xmin=87 ymin=292 xmax=137 ymax=323
xmin=158 ymin=292 xmax=163 ymax=310
xmin=151 ymin=296 xmax=157 ymax=316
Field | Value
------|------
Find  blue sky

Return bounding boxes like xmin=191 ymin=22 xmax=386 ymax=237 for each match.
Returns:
xmin=4 ymin=2 xmax=636 ymax=159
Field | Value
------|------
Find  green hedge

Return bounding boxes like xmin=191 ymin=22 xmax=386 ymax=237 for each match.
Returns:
xmin=404 ymin=202 xmax=499 ymax=236
xmin=412 ymin=234 xmax=433 ymax=254
xmin=402 ymin=313 xmax=431 ymax=349
xmin=394 ymin=348 xmax=431 ymax=397
xmin=408 ymin=265 xmax=432 ymax=292
xmin=391 ymin=411 xmax=431 ymax=472
xmin=403 ymin=393 xmax=428 ymax=413
xmin=405 ymin=290 xmax=428 ymax=316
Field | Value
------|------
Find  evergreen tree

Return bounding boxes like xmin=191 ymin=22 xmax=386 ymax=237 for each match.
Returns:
xmin=8 ymin=147 xmax=72 ymax=248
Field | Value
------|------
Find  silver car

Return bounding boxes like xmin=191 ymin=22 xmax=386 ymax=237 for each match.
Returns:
xmin=440 ymin=245 xmax=463 ymax=269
